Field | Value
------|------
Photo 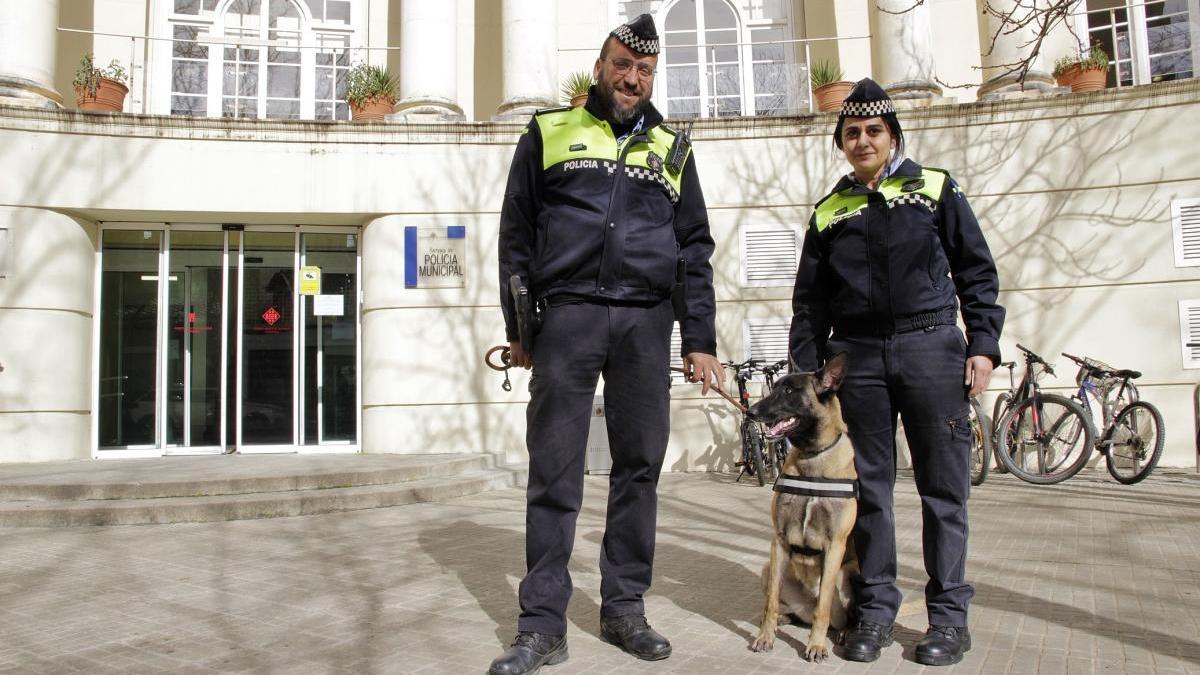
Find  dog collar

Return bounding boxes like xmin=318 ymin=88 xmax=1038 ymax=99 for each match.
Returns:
xmin=774 ymin=474 xmax=859 ymax=498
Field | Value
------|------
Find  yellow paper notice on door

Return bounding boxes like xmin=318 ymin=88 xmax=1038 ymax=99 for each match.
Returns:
xmin=300 ymin=266 xmax=321 ymax=295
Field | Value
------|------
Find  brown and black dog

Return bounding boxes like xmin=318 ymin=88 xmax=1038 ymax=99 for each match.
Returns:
xmin=747 ymin=352 xmax=858 ymax=662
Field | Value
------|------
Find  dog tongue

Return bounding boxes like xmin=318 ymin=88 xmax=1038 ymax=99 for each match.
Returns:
xmin=769 ymin=417 xmax=796 ymax=436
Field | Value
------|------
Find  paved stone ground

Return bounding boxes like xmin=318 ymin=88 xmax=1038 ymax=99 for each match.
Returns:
xmin=0 ymin=468 xmax=1197 ymax=674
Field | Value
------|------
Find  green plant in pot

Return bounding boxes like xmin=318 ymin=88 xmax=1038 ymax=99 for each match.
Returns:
xmin=561 ymin=71 xmax=593 ymax=107
xmin=346 ymin=63 xmax=399 ymax=122
xmin=809 ymin=59 xmax=853 ymax=113
xmin=73 ymin=53 xmax=129 ymax=113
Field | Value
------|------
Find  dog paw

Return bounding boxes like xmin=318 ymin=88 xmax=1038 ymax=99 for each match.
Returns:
xmin=749 ymin=634 xmax=775 ymax=652
xmin=804 ymin=643 xmax=830 ymax=662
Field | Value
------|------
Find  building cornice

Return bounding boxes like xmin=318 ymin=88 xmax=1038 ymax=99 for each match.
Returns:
xmin=0 ymin=79 xmax=1196 ymax=145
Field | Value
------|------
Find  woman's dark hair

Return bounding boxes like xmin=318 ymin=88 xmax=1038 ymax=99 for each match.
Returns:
xmin=832 ymin=114 xmax=905 ymax=159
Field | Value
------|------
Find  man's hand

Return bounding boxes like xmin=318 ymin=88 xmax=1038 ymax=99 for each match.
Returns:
xmin=683 ymin=352 xmax=724 ymax=395
xmin=965 ymin=355 xmax=993 ymax=398
xmin=508 ymin=341 xmax=533 ymax=370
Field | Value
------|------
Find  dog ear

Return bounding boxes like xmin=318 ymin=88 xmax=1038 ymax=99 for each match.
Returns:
xmin=817 ymin=352 xmax=849 ymax=394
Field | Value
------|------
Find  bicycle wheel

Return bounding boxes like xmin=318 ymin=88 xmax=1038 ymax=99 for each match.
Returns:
xmin=991 ymin=393 xmax=1011 ymax=473
xmin=995 ymin=394 xmax=1094 ymax=485
xmin=969 ymin=398 xmax=991 ymax=486
xmin=1104 ymin=401 xmax=1165 ymax=485
xmin=747 ymin=422 xmax=768 ymax=487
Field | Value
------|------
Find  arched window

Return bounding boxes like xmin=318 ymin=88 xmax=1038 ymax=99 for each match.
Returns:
xmin=655 ymin=0 xmax=798 ymax=118
xmin=161 ymin=0 xmax=359 ymax=120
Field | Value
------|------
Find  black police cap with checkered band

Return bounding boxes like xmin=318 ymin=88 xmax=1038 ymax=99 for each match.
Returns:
xmin=833 ymin=77 xmax=904 ymax=152
xmin=611 ymin=14 xmax=659 ymax=55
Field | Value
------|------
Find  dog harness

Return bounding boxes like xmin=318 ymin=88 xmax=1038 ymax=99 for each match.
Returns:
xmin=773 ymin=434 xmax=859 ymax=498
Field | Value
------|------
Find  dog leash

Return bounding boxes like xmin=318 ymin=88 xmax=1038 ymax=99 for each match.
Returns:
xmin=485 ymin=345 xmax=743 ymax=410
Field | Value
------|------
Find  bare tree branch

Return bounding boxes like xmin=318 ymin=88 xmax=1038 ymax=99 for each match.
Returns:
xmin=875 ymin=1 xmax=1087 ymax=91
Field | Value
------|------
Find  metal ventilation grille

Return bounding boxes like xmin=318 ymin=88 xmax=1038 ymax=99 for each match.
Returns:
xmin=669 ymin=324 xmax=685 ymax=384
xmin=741 ymin=224 xmax=800 ymax=287
xmin=1172 ymin=199 xmax=1200 ymax=267
xmin=1179 ymin=300 xmax=1200 ymax=369
xmin=744 ymin=319 xmax=790 ymax=364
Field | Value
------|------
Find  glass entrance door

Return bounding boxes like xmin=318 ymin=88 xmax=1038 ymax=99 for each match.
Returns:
xmin=96 ymin=224 xmax=360 ymax=457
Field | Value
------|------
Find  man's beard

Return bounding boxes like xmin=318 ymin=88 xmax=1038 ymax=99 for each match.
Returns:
xmin=597 ymin=78 xmax=649 ymax=124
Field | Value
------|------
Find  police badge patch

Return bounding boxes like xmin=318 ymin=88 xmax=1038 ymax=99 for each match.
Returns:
xmin=647 ymin=152 xmax=664 ymax=174
xmin=902 ymin=178 xmax=925 ymax=193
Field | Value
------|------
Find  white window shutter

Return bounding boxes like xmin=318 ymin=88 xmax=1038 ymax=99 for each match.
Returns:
xmin=740 ymin=223 xmax=801 ymax=287
xmin=1172 ymin=198 xmax=1200 ymax=267
xmin=669 ymin=324 xmax=685 ymax=384
xmin=743 ymin=318 xmax=790 ymax=367
xmin=1179 ymin=300 xmax=1200 ymax=369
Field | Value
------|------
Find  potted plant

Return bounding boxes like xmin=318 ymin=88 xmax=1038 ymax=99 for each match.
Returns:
xmin=1053 ymin=45 xmax=1109 ymax=93
xmin=1071 ymin=44 xmax=1109 ymax=92
xmin=73 ymin=54 xmax=129 ymax=113
xmin=561 ymin=71 xmax=592 ymax=107
xmin=1052 ymin=54 xmax=1080 ymax=89
xmin=810 ymin=60 xmax=854 ymax=113
xmin=346 ymin=63 xmax=398 ymax=122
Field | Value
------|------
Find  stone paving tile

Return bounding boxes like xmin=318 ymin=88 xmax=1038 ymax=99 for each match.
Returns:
xmin=0 ymin=469 xmax=1197 ymax=673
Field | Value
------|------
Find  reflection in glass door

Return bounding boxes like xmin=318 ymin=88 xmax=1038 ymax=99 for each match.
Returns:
xmin=165 ymin=230 xmax=226 ymax=453
xmin=301 ymin=233 xmax=358 ymax=446
xmin=98 ymin=230 xmax=162 ymax=448
xmin=239 ymin=231 xmax=297 ymax=450
xmin=97 ymin=224 xmax=360 ymax=456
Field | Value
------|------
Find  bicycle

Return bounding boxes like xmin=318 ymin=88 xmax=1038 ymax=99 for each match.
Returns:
xmin=759 ymin=359 xmax=791 ymax=477
xmin=989 ymin=360 xmax=1019 ymax=474
xmin=1061 ymin=352 xmax=1165 ymax=484
xmin=968 ymin=396 xmax=992 ymax=486
xmin=725 ymin=359 xmax=768 ymax=486
xmin=993 ymin=344 xmax=1095 ymax=485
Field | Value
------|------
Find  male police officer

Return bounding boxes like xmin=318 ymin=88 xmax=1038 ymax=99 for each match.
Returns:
xmin=490 ymin=14 xmax=722 ymax=675
xmin=790 ymin=79 xmax=1004 ymax=666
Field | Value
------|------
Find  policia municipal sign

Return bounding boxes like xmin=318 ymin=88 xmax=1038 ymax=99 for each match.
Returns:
xmin=404 ymin=225 xmax=466 ymax=289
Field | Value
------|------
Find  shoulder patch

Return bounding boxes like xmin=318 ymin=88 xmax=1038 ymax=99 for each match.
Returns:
xmin=534 ymin=105 xmax=572 ymax=116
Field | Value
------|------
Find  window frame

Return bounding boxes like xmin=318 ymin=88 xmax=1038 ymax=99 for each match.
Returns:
xmin=1077 ymin=0 xmax=1199 ymax=87
xmin=150 ymin=0 xmax=366 ymax=120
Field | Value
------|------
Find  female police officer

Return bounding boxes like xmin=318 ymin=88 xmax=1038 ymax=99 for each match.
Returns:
xmin=789 ymin=78 xmax=1004 ymax=666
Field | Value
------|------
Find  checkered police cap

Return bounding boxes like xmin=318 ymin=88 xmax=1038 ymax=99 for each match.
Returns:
xmin=611 ymin=14 xmax=659 ymax=55
xmin=834 ymin=77 xmax=904 ymax=151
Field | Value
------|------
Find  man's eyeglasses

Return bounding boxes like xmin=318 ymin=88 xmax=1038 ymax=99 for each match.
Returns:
xmin=606 ymin=57 xmax=656 ymax=80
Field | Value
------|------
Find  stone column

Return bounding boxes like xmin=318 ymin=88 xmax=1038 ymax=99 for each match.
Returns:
xmin=976 ymin=0 xmax=1055 ymax=98
xmin=0 ymin=0 xmax=63 ymax=108
xmin=869 ymin=0 xmax=942 ymax=100
xmin=394 ymin=0 xmax=464 ymax=120
xmin=493 ymin=0 xmax=558 ymax=121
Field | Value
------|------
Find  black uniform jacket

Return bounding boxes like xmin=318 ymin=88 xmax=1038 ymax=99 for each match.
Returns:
xmin=790 ymin=158 xmax=1005 ymax=371
xmin=498 ymin=90 xmax=717 ymax=356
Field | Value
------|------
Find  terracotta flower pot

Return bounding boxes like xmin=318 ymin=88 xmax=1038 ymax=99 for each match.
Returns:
xmin=75 ymin=77 xmax=128 ymax=113
xmin=1054 ymin=65 xmax=1079 ymax=89
xmin=570 ymin=93 xmax=588 ymax=108
xmin=1070 ymin=67 xmax=1107 ymax=93
xmin=813 ymin=80 xmax=855 ymax=113
xmin=350 ymin=96 xmax=396 ymax=123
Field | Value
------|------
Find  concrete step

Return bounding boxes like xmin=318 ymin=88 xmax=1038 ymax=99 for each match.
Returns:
xmin=0 ymin=453 xmax=501 ymax=501
xmin=0 ymin=454 xmax=528 ymax=527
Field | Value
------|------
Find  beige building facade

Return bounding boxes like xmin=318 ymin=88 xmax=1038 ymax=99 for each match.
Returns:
xmin=1 ymin=0 xmax=1198 ymax=470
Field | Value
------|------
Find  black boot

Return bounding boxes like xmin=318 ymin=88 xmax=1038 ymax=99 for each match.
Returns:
xmin=487 ymin=632 xmax=568 ymax=675
xmin=599 ymin=614 xmax=671 ymax=661
xmin=840 ymin=620 xmax=894 ymax=662
xmin=915 ymin=625 xmax=971 ymax=666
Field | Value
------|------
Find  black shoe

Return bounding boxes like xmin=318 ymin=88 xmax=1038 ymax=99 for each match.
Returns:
xmin=840 ymin=620 xmax=894 ymax=662
xmin=487 ymin=632 xmax=568 ymax=675
xmin=915 ymin=625 xmax=971 ymax=666
xmin=599 ymin=614 xmax=672 ymax=661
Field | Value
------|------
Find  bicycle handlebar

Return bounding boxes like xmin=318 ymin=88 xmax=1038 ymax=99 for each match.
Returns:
xmin=759 ymin=359 xmax=789 ymax=376
xmin=722 ymin=359 xmax=762 ymax=373
xmin=1015 ymin=343 xmax=1054 ymax=376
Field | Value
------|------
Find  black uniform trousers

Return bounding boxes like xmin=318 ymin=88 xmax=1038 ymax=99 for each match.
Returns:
xmin=825 ymin=323 xmax=974 ymax=628
xmin=517 ymin=298 xmax=674 ymax=636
